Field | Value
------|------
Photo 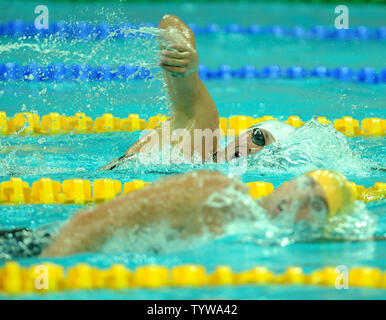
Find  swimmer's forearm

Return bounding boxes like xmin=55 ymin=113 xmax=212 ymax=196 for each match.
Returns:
xmin=164 ymin=72 xmax=200 ymax=121
xmin=158 ymin=15 xmax=218 ymax=130
xmin=159 ymin=15 xmax=199 ymax=121
xmin=100 ymin=129 xmax=162 ymax=169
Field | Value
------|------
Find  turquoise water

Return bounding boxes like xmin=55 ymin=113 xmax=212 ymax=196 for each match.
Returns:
xmin=0 ymin=1 xmax=386 ymax=299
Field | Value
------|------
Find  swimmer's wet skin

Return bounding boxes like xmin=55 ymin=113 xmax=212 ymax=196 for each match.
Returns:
xmin=23 ymin=169 xmax=357 ymax=258
xmin=100 ymin=15 xmax=295 ymax=170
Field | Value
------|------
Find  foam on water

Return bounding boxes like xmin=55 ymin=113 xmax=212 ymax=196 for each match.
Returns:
xmin=0 ymin=143 xmax=87 ymax=177
xmin=0 ymin=25 xmax=169 ymax=117
xmin=112 ymin=117 xmax=376 ymax=179
xmin=247 ymin=118 xmax=376 ymax=176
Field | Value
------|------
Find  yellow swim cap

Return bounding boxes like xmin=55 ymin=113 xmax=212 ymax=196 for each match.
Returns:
xmin=306 ymin=169 xmax=356 ymax=218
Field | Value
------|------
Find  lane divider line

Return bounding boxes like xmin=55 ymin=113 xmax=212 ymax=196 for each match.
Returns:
xmin=1 ymin=63 xmax=385 ymax=84
xmin=0 ymin=262 xmax=384 ymax=294
xmin=1 ymin=112 xmax=385 ymax=137
xmin=0 ymin=176 xmax=384 ymax=205
xmin=1 ymin=21 xmax=385 ymax=41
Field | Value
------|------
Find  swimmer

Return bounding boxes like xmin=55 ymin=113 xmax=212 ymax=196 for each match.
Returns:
xmin=0 ymin=169 xmax=364 ymax=258
xmin=100 ymin=15 xmax=295 ymax=170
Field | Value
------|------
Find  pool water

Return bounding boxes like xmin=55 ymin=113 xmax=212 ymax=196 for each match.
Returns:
xmin=0 ymin=1 xmax=385 ymax=299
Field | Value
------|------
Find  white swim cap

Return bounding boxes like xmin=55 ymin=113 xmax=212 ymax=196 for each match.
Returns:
xmin=251 ymin=120 xmax=295 ymax=142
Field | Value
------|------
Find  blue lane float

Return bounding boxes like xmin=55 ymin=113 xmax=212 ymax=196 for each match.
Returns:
xmin=198 ymin=65 xmax=384 ymax=84
xmin=0 ymin=63 xmax=385 ymax=84
xmin=0 ymin=20 xmax=155 ymax=40
xmin=0 ymin=63 xmax=153 ymax=82
xmin=0 ymin=20 xmax=385 ymax=41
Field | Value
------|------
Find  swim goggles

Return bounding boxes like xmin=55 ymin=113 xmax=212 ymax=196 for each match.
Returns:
xmin=251 ymin=127 xmax=266 ymax=146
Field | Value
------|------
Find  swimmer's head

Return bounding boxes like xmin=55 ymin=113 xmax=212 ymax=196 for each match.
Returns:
xmin=259 ymin=169 xmax=356 ymax=223
xmin=214 ymin=120 xmax=295 ymax=162
xmin=306 ymin=169 xmax=356 ymax=218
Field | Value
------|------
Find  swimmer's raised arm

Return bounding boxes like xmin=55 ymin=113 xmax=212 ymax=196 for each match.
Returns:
xmin=99 ymin=15 xmax=219 ymax=170
xmin=158 ymin=15 xmax=219 ymax=132
xmin=41 ymin=171 xmax=248 ymax=257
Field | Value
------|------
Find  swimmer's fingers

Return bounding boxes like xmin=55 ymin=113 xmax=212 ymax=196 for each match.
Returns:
xmin=168 ymin=43 xmax=194 ymax=53
xmin=160 ymin=41 xmax=198 ymax=76
xmin=161 ymin=57 xmax=189 ymax=68
xmin=161 ymin=49 xmax=190 ymax=59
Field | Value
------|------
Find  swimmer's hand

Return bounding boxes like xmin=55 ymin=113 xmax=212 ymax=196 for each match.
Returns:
xmin=160 ymin=43 xmax=198 ymax=77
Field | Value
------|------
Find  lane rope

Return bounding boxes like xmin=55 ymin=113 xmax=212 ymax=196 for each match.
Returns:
xmin=0 ymin=261 xmax=385 ymax=294
xmin=1 ymin=21 xmax=385 ymax=41
xmin=1 ymin=112 xmax=385 ymax=137
xmin=1 ymin=63 xmax=385 ymax=84
xmin=0 ymin=175 xmax=384 ymax=205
